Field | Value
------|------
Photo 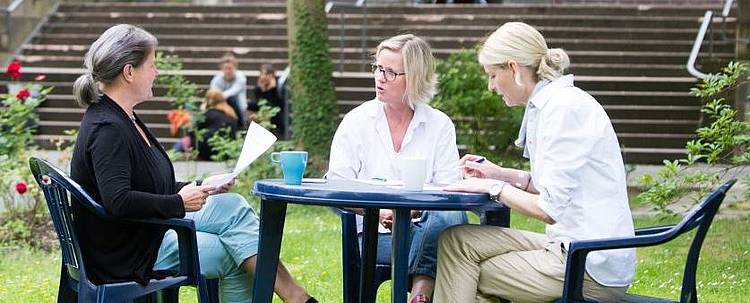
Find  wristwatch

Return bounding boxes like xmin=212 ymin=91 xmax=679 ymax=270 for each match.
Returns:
xmin=488 ymin=181 xmax=506 ymax=202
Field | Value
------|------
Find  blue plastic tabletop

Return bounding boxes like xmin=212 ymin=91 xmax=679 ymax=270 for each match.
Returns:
xmin=253 ymin=179 xmax=504 ymax=210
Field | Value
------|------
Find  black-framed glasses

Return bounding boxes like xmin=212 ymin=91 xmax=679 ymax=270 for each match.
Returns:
xmin=371 ymin=64 xmax=406 ymax=82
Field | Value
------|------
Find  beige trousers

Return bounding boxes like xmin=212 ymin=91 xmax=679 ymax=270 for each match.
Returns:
xmin=433 ymin=225 xmax=628 ymax=303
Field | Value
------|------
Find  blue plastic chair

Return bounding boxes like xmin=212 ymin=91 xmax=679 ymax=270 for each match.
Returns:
xmin=556 ymin=179 xmax=737 ymax=303
xmin=337 ymin=208 xmax=510 ymax=303
xmin=29 ymin=157 xmax=220 ymax=303
xmin=337 ymin=208 xmax=392 ymax=303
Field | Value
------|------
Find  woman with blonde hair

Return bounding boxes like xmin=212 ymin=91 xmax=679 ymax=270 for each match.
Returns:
xmin=327 ymin=34 xmax=466 ymax=303
xmin=192 ymin=89 xmax=238 ymax=160
xmin=433 ymin=21 xmax=635 ymax=303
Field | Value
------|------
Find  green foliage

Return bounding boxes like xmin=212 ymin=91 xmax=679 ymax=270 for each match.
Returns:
xmin=208 ymin=101 xmax=295 ymax=202
xmin=0 ymin=84 xmax=54 ymax=248
xmin=287 ymin=0 xmax=338 ymax=168
xmin=155 ymin=52 xmax=202 ymax=112
xmin=637 ymin=62 xmax=750 ymax=216
xmin=156 ymin=52 xmax=205 ymax=161
xmin=252 ymin=99 xmax=281 ymax=131
xmin=432 ymin=48 xmax=524 ymax=165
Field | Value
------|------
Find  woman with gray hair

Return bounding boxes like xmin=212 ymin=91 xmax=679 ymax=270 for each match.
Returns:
xmin=327 ymin=34 xmax=466 ymax=303
xmin=433 ymin=22 xmax=635 ymax=302
xmin=70 ymin=24 xmax=317 ymax=303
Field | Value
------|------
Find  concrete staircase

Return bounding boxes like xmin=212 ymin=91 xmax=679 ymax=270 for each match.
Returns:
xmin=5 ymin=1 xmax=735 ymax=163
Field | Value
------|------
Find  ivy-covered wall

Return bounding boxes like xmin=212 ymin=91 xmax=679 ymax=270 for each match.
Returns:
xmin=287 ymin=0 xmax=338 ymax=164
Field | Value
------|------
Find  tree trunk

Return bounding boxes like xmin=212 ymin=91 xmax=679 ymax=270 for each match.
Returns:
xmin=287 ymin=0 xmax=338 ymax=164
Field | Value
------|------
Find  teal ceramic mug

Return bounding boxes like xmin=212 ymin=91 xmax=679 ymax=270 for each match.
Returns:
xmin=270 ymin=151 xmax=308 ymax=185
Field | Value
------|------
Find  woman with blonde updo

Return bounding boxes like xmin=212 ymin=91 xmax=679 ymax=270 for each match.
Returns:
xmin=433 ymin=22 xmax=635 ymax=303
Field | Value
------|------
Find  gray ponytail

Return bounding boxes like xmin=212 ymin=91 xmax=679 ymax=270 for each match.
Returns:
xmin=73 ymin=24 xmax=158 ymax=107
xmin=73 ymin=73 xmax=98 ymax=107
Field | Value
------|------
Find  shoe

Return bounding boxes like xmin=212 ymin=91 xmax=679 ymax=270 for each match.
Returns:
xmin=305 ymin=297 xmax=319 ymax=303
xmin=410 ymin=294 xmax=430 ymax=303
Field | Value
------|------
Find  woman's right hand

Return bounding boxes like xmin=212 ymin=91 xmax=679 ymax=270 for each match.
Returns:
xmin=178 ymin=182 xmax=216 ymax=212
xmin=458 ymin=154 xmax=504 ymax=179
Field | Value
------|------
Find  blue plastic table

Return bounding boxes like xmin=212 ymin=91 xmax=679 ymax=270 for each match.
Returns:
xmin=251 ymin=179 xmax=510 ymax=303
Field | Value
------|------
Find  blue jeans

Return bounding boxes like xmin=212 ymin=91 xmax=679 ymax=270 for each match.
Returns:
xmin=359 ymin=210 xmax=468 ymax=279
xmin=154 ymin=193 xmax=260 ymax=302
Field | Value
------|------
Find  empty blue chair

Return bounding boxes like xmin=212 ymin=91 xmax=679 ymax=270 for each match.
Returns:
xmin=337 ymin=208 xmax=392 ymax=303
xmin=557 ymin=179 xmax=736 ymax=303
xmin=29 ymin=157 xmax=219 ymax=303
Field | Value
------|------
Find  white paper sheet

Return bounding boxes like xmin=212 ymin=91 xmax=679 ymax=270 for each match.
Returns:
xmin=202 ymin=122 xmax=277 ymax=188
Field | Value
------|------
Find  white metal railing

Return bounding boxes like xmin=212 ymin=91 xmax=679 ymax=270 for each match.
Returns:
xmin=687 ymin=0 xmax=735 ymax=79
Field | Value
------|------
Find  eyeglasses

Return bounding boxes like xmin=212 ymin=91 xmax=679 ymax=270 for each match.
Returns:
xmin=371 ymin=64 xmax=406 ymax=82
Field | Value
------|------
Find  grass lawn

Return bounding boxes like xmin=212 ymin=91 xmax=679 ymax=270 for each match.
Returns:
xmin=0 ymin=205 xmax=748 ymax=302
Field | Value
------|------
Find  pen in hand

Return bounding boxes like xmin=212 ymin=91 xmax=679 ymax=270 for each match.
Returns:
xmin=457 ymin=156 xmax=485 ymax=170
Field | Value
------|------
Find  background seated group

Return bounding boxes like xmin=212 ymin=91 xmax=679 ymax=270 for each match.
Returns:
xmin=175 ymin=55 xmax=286 ymax=160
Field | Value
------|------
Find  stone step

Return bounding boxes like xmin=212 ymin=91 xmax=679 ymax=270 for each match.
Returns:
xmin=42 ymin=22 xmax=723 ymax=41
xmin=55 ymin=3 xmax=724 ymax=17
xmin=4 ymin=68 xmax=700 ymax=91
xmin=611 ymin=118 xmax=699 ymax=134
xmin=617 ymin=133 xmax=695 ymax=149
xmin=620 ymin=147 xmax=688 ymax=164
xmin=19 ymin=55 xmax=700 ymax=77
xmin=31 ymin=33 xmax=735 ymax=53
xmin=21 ymin=44 xmax=733 ymax=66
xmin=47 ymin=12 xmax=711 ymax=29
xmin=37 ymin=89 xmax=699 ymax=115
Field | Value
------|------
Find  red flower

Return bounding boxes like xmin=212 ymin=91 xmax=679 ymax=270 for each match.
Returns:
xmin=16 ymin=181 xmax=27 ymax=195
xmin=16 ymin=89 xmax=30 ymax=100
xmin=34 ymin=74 xmax=47 ymax=81
xmin=6 ymin=59 xmax=21 ymax=81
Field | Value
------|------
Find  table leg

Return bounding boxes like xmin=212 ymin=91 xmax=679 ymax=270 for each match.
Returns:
xmin=359 ymin=208 xmax=379 ymax=303
xmin=391 ymin=208 xmax=412 ymax=303
xmin=251 ymin=198 xmax=288 ymax=303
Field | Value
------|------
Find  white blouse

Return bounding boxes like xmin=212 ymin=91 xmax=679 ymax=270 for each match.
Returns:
xmin=326 ymin=99 xmax=461 ymax=231
xmin=520 ymin=75 xmax=636 ymax=287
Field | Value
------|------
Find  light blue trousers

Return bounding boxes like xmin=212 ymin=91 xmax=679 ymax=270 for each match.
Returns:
xmin=154 ymin=193 xmax=260 ymax=302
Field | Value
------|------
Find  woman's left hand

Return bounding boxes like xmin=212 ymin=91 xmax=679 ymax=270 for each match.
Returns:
xmin=444 ymin=178 xmax=496 ymax=193
xmin=210 ymin=177 xmax=237 ymax=195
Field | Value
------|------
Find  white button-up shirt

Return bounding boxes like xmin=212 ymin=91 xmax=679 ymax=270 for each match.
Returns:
xmin=519 ymin=75 xmax=636 ymax=287
xmin=326 ymin=99 xmax=461 ymax=231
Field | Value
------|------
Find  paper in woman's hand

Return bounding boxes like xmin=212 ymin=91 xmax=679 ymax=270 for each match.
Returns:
xmin=203 ymin=122 xmax=277 ymax=188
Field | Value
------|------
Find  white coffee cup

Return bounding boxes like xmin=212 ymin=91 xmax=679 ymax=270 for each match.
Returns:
xmin=399 ymin=157 xmax=427 ymax=191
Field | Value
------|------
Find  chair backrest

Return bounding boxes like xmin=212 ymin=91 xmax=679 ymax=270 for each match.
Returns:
xmin=669 ymin=179 xmax=736 ymax=303
xmin=29 ymin=157 xmax=110 ymax=285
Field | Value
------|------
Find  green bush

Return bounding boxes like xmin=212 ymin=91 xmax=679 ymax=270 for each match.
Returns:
xmin=432 ymin=48 xmax=525 ymax=166
xmin=286 ymin=0 xmax=338 ymax=175
xmin=209 ymin=101 xmax=294 ymax=204
xmin=0 ymin=83 xmax=55 ymax=248
xmin=637 ymin=62 xmax=750 ymax=216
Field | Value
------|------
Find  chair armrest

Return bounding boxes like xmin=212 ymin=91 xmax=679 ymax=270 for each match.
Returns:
xmin=560 ymin=229 xmax=676 ymax=302
xmin=124 ymin=217 xmax=201 ymax=283
xmin=635 ymin=225 xmax=675 ymax=236
xmin=127 ymin=217 xmax=197 ymax=229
